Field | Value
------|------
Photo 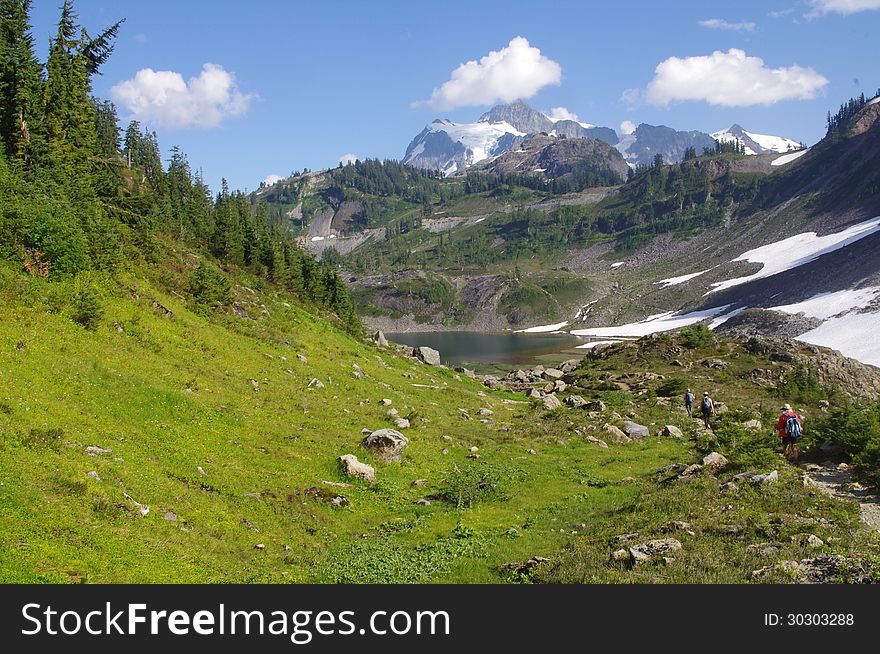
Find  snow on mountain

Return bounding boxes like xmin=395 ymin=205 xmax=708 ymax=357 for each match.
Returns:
xmin=402 ymin=118 xmax=524 ymax=176
xmin=771 ymin=149 xmax=809 ymax=167
xmin=709 ymin=216 xmax=880 ymax=294
xmin=711 ymin=124 xmax=801 ymax=155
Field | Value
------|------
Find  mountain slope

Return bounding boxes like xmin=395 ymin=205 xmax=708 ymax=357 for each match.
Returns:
xmin=712 ymin=124 xmax=802 ymax=155
xmin=615 ymin=123 xmax=717 ymax=166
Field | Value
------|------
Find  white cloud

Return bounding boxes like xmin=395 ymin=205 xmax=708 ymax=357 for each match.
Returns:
xmin=133 ymin=33 xmax=147 ymax=44
xmin=416 ymin=37 xmax=562 ymax=111
xmin=806 ymin=0 xmax=880 ymax=17
xmin=620 ymin=87 xmax=643 ymax=108
xmin=339 ymin=153 xmax=359 ymax=166
xmin=262 ymin=174 xmax=283 ymax=187
xmin=619 ymin=120 xmax=637 ymax=135
xmin=111 ymin=63 xmax=256 ymax=129
xmin=698 ymin=18 xmax=757 ymax=31
xmin=545 ymin=107 xmax=580 ymax=122
xmin=644 ymin=49 xmax=828 ymax=107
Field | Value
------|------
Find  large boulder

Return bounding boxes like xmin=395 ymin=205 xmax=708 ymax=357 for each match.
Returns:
xmin=371 ymin=330 xmax=389 ymax=347
xmin=565 ymin=395 xmax=587 ymax=408
xmin=363 ymin=428 xmax=409 ymax=463
xmin=414 ymin=346 xmax=441 ymax=366
xmin=661 ymin=425 xmax=683 ymax=438
xmin=543 ymin=368 xmax=565 ymax=380
xmin=542 ymin=395 xmax=562 ymax=411
xmin=603 ymin=424 xmax=632 ymax=444
xmin=623 ymin=421 xmax=649 ymax=439
xmin=339 ymin=454 xmax=375 ymax=481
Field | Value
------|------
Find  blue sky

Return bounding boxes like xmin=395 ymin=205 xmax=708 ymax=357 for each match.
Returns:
xmin=28 ymin=0 xmax=880 ymax=193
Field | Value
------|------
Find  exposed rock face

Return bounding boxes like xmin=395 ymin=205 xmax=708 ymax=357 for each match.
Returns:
xmin=339 ymin=454 xmax=375 ymax=482
xmin=473 ymin=133 xmax=629 ymax=185
xmin=616 ymin=123 xmax=716 ymax=166
xmin=363 ymin=428 xmax=409 ymax=463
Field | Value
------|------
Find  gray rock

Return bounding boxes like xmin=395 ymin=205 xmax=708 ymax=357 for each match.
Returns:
xmin=85 ymin=445 xmax=112 ymax=456
xmin=623 ymin=421 xmax=649 ymax=439
xmin=542 ymin=395 xmax=562 ymax=411
xmin=678 ymin=463 xmax=703 ymax=478
xmin=553 ymin=380 xmax=567 ymax=392
xmin=566 ymin=395 xmax=587 ymax=408
xmin=701 ymin=451 xmax=729 ymax=473
xmin=339 ymin=454 xmax=376 ymax=481
xmin=372 ymin=330 xmax=389 ymax=347
xmin=362 ymin=428 xmax=409 ymax=462
xmin=477 ymin=407 xmax=494 ymax=416
xmin=791 ymin=533 xmax=825 ymax=549
xmin=585 ymin=399 xmax=606 ymax=412
xmin=414 ymin=346 xmax=441 ymax=366
xmin=543 ymin=368 xmax=565 ymax=380
xmin=86 ymin=471 xmax=101 ymax=481
xmin=586 ymin=436 xmax=608 ymax=448
xmin=394 ymin=417 xmax=411 ymax=430
xmin=742 ymin=419 xmax=763 ymax=432
xmin=629 ymin=538 xmax=682 ymax=566
xmin=603 ymin=424 xmax=632 ymax=443
xmin=752 ymin=470 xmax=779 ymax=485
xmin=661 ymin=425 xmax=683 ymax=438
xmin=527 ymin=388 xmax=543 ymax=400
xmin=164 ymin=512 xmax=178 ymax=522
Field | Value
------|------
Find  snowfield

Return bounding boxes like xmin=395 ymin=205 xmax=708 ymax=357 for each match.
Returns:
xmin=709 ymin=216 xmax=880 ymax=294
xmin=770 ymin=287 xmax=880 ymax=320
xmin=405 ymin=119 xmax=525 ymax=175
xmin=771 ymin=149 xmax=809 ymax=167
xmin=570 ymin=305 xmax=730 ymax=338
xmin=796 ymin=312 xmax=880 ymax=367
xmin=576 ymin=340 xmax=626 ymax=349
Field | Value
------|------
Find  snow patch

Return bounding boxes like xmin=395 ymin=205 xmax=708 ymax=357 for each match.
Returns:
xmin=610 ymin=262 xmax=625 ymax=268
xmin=709 ymin=216 xmax=880 ymax=294
xmin=516 ymin=321 xmax=569 ymax=333
xmin=576 ymin=340 xmax=626 ymax=350
xmin=654 ymin=268 xmax=712 ymax=288
xmin=570 ymin=306 xmax=730 ymax=338
xmin=771 ymin=149 xmax=808 ymax=167
xmin=770 ymin=287 xmax=880 ymax=320
xmin=796 ymin=312 xmax=880 ymax=367
xmin=869 ymin=96 xmax=880 ymax=106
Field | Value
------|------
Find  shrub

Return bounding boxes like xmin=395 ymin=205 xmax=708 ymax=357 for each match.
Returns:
xmin=440 ymin=462 xmax=507 ymax=508
xmin=189 ymin=263 xmax=233 ymax=314
xmin=657 ymin=376 xmax=689 ymax=397
xmin=71 ymin=285 xmax=104 ymax=330
xmin=679 ymin=323 xmax=714 ymax=349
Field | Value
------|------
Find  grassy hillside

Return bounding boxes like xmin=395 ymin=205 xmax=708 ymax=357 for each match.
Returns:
xmin=2 ymin=265 xmax=878 ymax=583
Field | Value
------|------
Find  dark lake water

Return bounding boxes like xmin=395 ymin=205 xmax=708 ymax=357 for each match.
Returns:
xmin=387 ymin=331 xmax=585 ymax=367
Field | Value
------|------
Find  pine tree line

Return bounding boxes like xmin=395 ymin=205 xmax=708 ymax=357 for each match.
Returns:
xmin=0 ymin=0 xmax=359 ymax=332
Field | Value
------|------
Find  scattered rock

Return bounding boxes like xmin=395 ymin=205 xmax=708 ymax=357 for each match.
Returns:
xmin=362 ymin=429 xmax=408 ymax=463
xmin=603 ymin=424 xmax=631 ymax=443
xmin=477 ymin=407 xmax=494 ymax=416
xmin=394 ymin=417 xmax=411 ymax=430
xmin=411 ymin=479 xmax=428 ymax=487
xmin=86 ymin=471 xmax=101 ymax=482
xmin=720 ymin=481 xmax=740 ymax=495
xmin=372 ymin=330 xmax=389 ymax=347
xmin=254 ymin=543 xmax=265 ymax=551
xmin=414 ymin=346 xmax=441 ymax=366
xmin=586 ymin=435 xmax=608 ymax=448
xmin=527 ymin=388 xmax=543 ymax=400
xmin=297 ymin=354 xmax=308 ymax=363
xmin=413 ymin=498 xmax=431 ymax=506
xmin=747 ymin=543 xmax=780 ymax=558
xmin=338 ymin=454 xmax=375 ymax=482
xmin=752 ymin=470 xmax=779 ymax=485
xmin=500 ymin=556 xmax=549 ymax=575
xmin=656 ymin=463 xmax=687 ymax=475
xmin=611 ymin=548 xmax=630 ymax=562
xmin=629 ymin=538 xmax=682 ymax=566
xmin=623 ymin=421 xmax=649 ymax=439
xmin=585 ymin=399 xmax=606 ymax=412
xmin=380 ymin=398 xmax=393 ymax=406
xmin=197 ymin=466 xmax=207 ymax=476
xmin=85 ymin=445 xmax=112 ymax=456
xmin=661 ymin=425 xmax=683 ymax=438
xmin=565 ymin=395 xmax=587 ymax=408
xmin=742 ymin=419 xmax=763 ymax=432
xmin=702 ymin=358 xmax=728 ymax=369
xmin=791 ymin=533 xmax=825 ymax=549
xmin=163 ymin=511 xmax=178 ymax=522
xmin=701 ymin=451 xmax=729 ymax=473
xmin=543 ymin=368 xmax=564 ymax=380
xmin=526 ymin=448 xmax=537 ymax=455
xmin=542 ymin=395 xmax=562 ymax=411
xmin=305 ymin=486 xmax=349 ymax=507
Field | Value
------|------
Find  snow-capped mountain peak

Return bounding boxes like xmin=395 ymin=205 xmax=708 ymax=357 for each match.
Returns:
xmin=711 ymin=124 xmax=801 ymax=155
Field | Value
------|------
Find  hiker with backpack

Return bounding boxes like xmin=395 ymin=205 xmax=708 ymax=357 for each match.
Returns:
xmin=776 ymin=403 xmax=803 ymax=464
xmin=700 ymin=392 xmax=715 ymax=429
xmin=684 ymin=388 xmax=695 ymax=417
